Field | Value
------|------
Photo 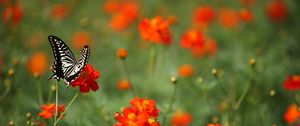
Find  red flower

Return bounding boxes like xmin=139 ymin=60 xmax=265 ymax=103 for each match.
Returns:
xmin=283 ymin=104 xmax=300 ymax=124
xmin=104 ymin=0 xmax=140 ymax=31
xmin=138 ymin=16 xmax=172 ymax=45
xmin=2 ymin=4 xmax=23 ymax=25
xmin=218 ymin=8 xmax=239 ymax=28
xmin=238 ymin=9 xmax=254 ymax=22
xmin=192 ymin=38 xmax=218 ymax=57
xmin=283 ymin=75 xmax=300 ymax=91
xmin=51 ymin=4 xmax=69 ymax=20
xmin=170 ymin=111 xmax=192 ymax=126
xmin=71 ymin=64 xmax=100 ymax=93
xmin=130 ymin=97 xmax=159 ymax=117
xmin=266 ymin=0 xmax=288 ymax=22
xmin=193 ymin=6 xmax=215 ymax=29
xmin=181 ymin=29 xmax=205 ymax=49
xmin=114 ymin=97 xmax=160 ymax=126
xmin=178 ymin=64 xmax=195 ymax=78
xmin=39 ymin=103 xmax=65 ymax=119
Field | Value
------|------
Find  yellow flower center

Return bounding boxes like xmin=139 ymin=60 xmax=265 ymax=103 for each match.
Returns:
xmin=293 ymin=76 xmax=300 ymax=81
xmin=148 ymin=117 xmax=156 ymax=124
xmin=128 ymin=113 xmax=136 ymax=121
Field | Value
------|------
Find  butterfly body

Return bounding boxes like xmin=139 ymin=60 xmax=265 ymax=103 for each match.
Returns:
xmin=48 ymin=35 xmax=90 ymax=85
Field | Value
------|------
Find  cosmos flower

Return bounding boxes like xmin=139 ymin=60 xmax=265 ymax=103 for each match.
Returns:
xmin=27 ymin=52 xmax=48 ymax=76
xmin=39 ymin=103 xmax=65 ymax=119
xmin=2 ymin=4 xmax=23 ymax=25
xmin=51 ymin=4 xmax=69 ymax=20
xmin=117 ymin=48 xmax=128 ymax=59
xmin=71 ymin=64 xmax=100 ymax=93
xmin=170 ymin=111 xmax=192 ymax=126
xmin=72 ymin=31 xmax=91 ymax=50
xmin=238 ymin=9 xmax=254 ymax=22
xmin=283 ymin=75 xmax=300 ymax=91
xmin=207 ymin=124 xmax=221 ymax=126
xmin=218 ymin=8 xmax=239 ymax=28
xmin=117 ymin=79 xmax=131 ymax=91
xmin=266 ymin=0 xmax=288 ymax=22
xmin=193 ymin=6 xmax=215 ymax=29
xmin=192 ymin=38 xmax=217 ymax=57
xmin=114 ymin=97 xmax=160 ymax=126
xmin=178 ymin=64 xmax=195 ymax=78
xmin=181 ymin=29 xmax=205 ymax=49
xmin=138 ymin=16 xmax=172 ymax=45
xmin=283 ymin=104 xmax=300 ymax=124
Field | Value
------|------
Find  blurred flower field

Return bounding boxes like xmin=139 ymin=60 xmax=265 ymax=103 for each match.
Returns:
xmin=1 ymin=0 xmax=300 ymax=125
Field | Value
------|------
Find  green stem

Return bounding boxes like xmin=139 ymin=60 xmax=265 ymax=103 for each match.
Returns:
xmin=234 ymin=70 xmax=253 ymax=110
xmin=53 ymin=80 xmax=58 ymax=126
xmin=54 ymin=92 xmax=79 ymax=125
xmin=162 ymin=83 xmax=178 ymax=126
xmin=36 ymin=78 xmax=43 ymax=105
xmin=146 ymin=45 xmax=157 ymax=96
xmin=122 ymin=60 xmax=136 ymax=96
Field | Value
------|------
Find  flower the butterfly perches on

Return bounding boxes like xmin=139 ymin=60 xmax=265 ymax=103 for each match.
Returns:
xmin=70 ymin=64 xmax=100 ymax=93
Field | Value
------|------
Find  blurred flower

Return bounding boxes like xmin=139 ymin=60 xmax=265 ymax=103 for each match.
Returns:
xmin=170 ymin=110 xmax=192 ymax=126
xmin=117 ymin=79 xmax=131 ymax=91
xmin=181 ymin=29 xmax=205 ymax=49
xmin=193 ymin=6 xmax=215 ymax=29
xmin=178 ymin=64 xmax=194 ymax=77
xmin=51 ymin=4 xmax=69 ymax=20
xmin=138 ymin=16 xmax=172 ymax=45
xmin=0 ymin=0 xmax=8 ymax=5
xmin=117 ymin=48 xmax=128 ymax=59
xmin=266 ymin=0 xmax=288 ymax=22
xmin=239 ymin=0 xmax=256 ymax=7
xmin=33 ymin=121 xmax=45 ymax=126
xmin=238 ymin=9 xmax=254 ymax=22
xmin=218 ymin=8 xmax=239 ymax=28
xmin=130 ymin=97 xmax=159 ymax=117
xmin=207 ymin=124 xmax=221 ymax=126
xmin=104 ymin=0 xmax=140 ymax=31
xmin=39 ymin=103 xmax=65 ymax=119
xmin=27 ymin=52 xmax=48 ymax=76
xmin=2 ymin=4 xmax=23 ymax=25
xmin=283 ymin=104 xmax=300 ymax=124
xmin=71 ymin=64 xmax=100 ymax=93
xmin=283 ymin=75 xmax=300 ymax=91
xmin=192 ymin=38 xmax=218 ymax=57
xmin=114 ymin=97 xmax=160 ymax=126
xmin=166 ymin=15 xmax=178 ymax=25
xmin=72 ymin=31 xmax=91 ymax=50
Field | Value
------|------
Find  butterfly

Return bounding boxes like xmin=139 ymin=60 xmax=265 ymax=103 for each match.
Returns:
xmin=48 ymin=35 xmax=90 ymax=86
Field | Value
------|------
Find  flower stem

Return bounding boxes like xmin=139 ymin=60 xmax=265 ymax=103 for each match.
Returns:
xmin=162 ymin=83 xmax=178 ymax=126
xmin=53 ymin=80 xmax=58 ymax=126
xmin=234 ymin=69 xmax=253 ymax=110
xmin=54 ymin=92 xmax=79 ymax=125
xmin=122 ymin=60 xmax=136 ymax=96
xmin=36 ymin=77 xmax=43 ymax=105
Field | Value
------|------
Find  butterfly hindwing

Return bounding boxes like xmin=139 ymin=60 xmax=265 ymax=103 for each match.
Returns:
xmin=48 ymin=35 xmax=89 ymax=85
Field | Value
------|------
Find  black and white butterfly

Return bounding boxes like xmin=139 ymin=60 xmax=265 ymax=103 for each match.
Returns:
xmin=48 ymin=35 xmax=90 ymax=86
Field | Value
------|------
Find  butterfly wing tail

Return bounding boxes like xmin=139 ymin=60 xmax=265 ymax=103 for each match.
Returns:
xmin=48 ymin=74 xmax=60 ymax=81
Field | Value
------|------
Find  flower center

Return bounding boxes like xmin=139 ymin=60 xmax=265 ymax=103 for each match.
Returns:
xmin=128 ymin=113 xmax=136 ymax=121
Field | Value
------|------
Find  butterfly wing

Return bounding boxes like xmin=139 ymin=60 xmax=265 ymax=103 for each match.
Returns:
xmin=64 ymin=45 xmax=90 ymax=85
xmin=48 ymin=35 xmax=77 ymax=81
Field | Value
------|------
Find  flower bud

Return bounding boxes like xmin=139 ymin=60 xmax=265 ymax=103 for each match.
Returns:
xmin=8 ymin=120 xmax=14 ymax=126
xmin=249 ymin=58 xmax=256 ymax=67
xmin=117 ymin=48 xmax=128 ymax=59
xmin=170 ymin=76 xmax=177 ymax=85
xmin=8 ymin=69 xmax=14 ymax=77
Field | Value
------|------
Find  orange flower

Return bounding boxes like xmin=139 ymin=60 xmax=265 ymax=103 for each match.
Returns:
xmin=130 ymin=97 xmax=159 ymax=117
xmin=193 ymin=6 xmax=215 ymax=29
xmin=178 ymin=64 xmax=194 ymax=77
xmin=170 ymin=111 xmax=192 ymax=126
xmin=51 ymin=4 xmax=69 ymax=20
xmin=138 ymin=16 xmax=172 ymax=45
xmin=238 ymin=9 xmax=254 ymax=22
xmin=218 ymin=8 xmax=239 ymax=28
xmin=2 ymin=4 xmax=23 ymax=25
xmin=266 ymin=0 xmax=288 ymax=22
xmin=27 ymin=52 xmax=48 ymax=76
xmin=117 ymin=79 xmax=131 ymax=91
xmin=104 ymin=0 xmax=140 ymax=31
xmin=72 ymin=31 xmax=91 ymax=50
xmin=39 ymin=103 xmax=65 ymax=119
xmin=283 ymin=104 xmax=300 ymax=124
xmin=181 ymin=29 xmax=205 ymax=49
xmin=117 ymin=48 xmax=128 ymax=59
xmin=207 ymin=124 xmax=221 ymax=126
xmin=283 ymin=75 xmax=300 ymax=91
xmin=114 ymin=97 xmax=160 ymax=126
xmin=192 ymin=38 xmax=217 ymax=57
